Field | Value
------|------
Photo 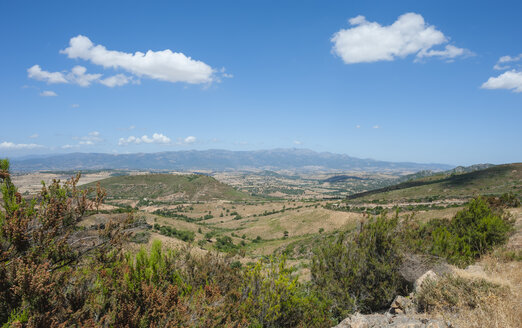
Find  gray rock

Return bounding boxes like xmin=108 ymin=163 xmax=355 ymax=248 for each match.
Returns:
xmin=390 ymin=295 xmax=416 ymax=315
xmin=333 ymin=312 xmax=450 ymax=328
xmin=414 ymin=270 xmax=438 ymax=293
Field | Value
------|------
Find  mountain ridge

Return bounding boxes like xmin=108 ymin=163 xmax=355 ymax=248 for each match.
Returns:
xmin=8 ymin=148 xmax=454 ymax=172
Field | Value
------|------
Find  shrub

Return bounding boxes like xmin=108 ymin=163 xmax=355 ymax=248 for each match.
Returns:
xmin=131 ymin=231 xmax=151 ymax=244
xmin=311 ymin=214 xmax=407 ymax=319
xmin=431 ymin=197 xmax=513 ymax=266
xmin=215 ymin=236 xmax=238 ymax=252
xmin=240 ymin=257 xmax=331 ymax=327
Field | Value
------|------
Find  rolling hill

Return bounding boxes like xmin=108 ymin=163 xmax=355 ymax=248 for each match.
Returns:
xmin=82 ymin=173 xmax=253 ymax=202
xmin=346 ymin=163 xmax=522 ymax=202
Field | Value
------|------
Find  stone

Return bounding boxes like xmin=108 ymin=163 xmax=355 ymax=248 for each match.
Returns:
xmin=390 ymin=295 xmax=416 ymax=315
xmin=414 ymin=270 xmax=438 ymax=293
xmin=332 ymin=313 xmax=450 ymax=328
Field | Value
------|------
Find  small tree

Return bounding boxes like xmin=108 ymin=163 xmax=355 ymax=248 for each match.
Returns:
xmin=311 ymin=213 xmax=406 ymax=318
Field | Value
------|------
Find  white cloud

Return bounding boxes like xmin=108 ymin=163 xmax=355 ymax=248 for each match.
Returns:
xmin=498 ymin=54 xmax=522 ymax=63
xmin=331 ymin=13 xmax=470 ymax=64
xmin=99 ymin=74 xmax=133 ymax=87
xmin=28 ymin=64 xmax=134 ymax=88
xmin=175 ymin=136 xmax=197 ymax=145
xmin=0 ymin=141 xmax=44 ymax=150
xmin=67 ymin=65 xmax=101 ymax=86
xmin=40 ymin=90 xmax=57 ymax=97
xmin=417 ymin=44 xmax=473 ymax=60
xmin=29 ymin=134 xmax=39 ymax=139
xmin=71 ymin=104 xmax=80 ymax=108
xmin=481 ymin=70 xmax=522 ymax=93
xmin=293 ymin=140 xmax=302 ymax=145
xmin=493 ymin=54 xmax=522 ymax=70
xmin=61 ymin=35 xmax=216 ymax=84
xmin=68 ymin=131 xmax=103 ymax=147
xmin=356 ymin=125 xmax=361 ymax=128
xmin=118 ymin=133 xmax=171 ymax=146
xmin=183 ymin=136 xmax=196 ymax=144
xmin=27 ymin=65 xmax=68 ymax=84
xmin=28 ymin=65 xmax=101 ymax=87
xmin=373 ymin=125 xmax=380 ymax=129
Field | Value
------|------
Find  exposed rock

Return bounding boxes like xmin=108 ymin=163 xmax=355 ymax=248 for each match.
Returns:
xmin=400 ymin=254 xmax=453 ymax=284
xmin=390 ymin=295 xmax=416 ymax=315
xmin=333 ymin=312 xmax=450 ymax=328
xmin=414 ymin=270 xmax=438 ymax=293
xmin=464 ymin=264 xmax=485 ymax=275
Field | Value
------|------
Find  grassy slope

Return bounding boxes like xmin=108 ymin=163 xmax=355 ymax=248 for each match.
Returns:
xmin=83 ymin=173 xmax=253 ymax=202
xmin=347 ymin=163 xmax=521 ymax=202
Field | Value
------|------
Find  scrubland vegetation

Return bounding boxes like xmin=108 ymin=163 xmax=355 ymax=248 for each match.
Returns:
xmin=1 ymin=159 xmax=520 ymax=327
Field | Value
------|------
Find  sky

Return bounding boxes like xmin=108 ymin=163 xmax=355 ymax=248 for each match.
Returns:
xmin=0 ymin=0 xmax=521 ymax=166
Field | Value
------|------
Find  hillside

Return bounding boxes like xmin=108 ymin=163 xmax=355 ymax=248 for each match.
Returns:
xmin=9 ymin=149 xmax=453 ymax=173
xmin=347 ymin=163 xmax=522 ymax=202
xmin=82 ymin=173 xmax=252 ymax=202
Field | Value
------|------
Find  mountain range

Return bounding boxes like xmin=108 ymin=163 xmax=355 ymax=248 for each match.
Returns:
xmin=8 ymin=149 xmax=454 ymax=172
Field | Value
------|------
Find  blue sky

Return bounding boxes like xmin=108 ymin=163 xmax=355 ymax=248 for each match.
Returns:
xmin=0 ymin=0 xmax=521 ymax=166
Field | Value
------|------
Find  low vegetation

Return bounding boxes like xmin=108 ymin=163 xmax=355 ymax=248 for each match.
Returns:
xmin=0 ymin=158 xmax=520 ymax=327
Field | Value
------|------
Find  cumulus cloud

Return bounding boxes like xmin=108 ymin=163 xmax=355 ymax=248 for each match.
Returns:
xmin=67 ymin=65 xmax=101 ymax=86
xmin=40 ymin=90 xmax=57 ymax=97
xmin=0 ymin=141 xmax=44 ymax=150
xmin=417 ymin=44 xmax=473 ymax=60
xmin=331 ymin=13 xmax=470 ymax=64
xmin=67 ymin=131 xmax=103 ymax=148
xmin=183 ymin=136 xmax=196 ymax=144
xmin=99 ymin=74 xmax=133 ymax=87
xmin=481 ymin=70 xmax=522 ymax=93
xmin=28 ymin=65 xmax=133 ymax=88
xmin=28 ymin=65 xmax=68 ymax=83
xmin=118 ymin=133 xmax=171 ymax=146
xmin=498 ymin=54 xmax=522 ymax=63
xmin=61 ymin=35 xmax=215 ymax=84
xmin=493 ymin=53 xmax=522 ymax=70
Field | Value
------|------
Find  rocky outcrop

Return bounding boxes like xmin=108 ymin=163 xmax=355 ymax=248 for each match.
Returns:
xmin=333 ymin=312 xmax=450 ymax=328
xmin=333 ymin=270 xmax=450 ymax=328
xmin=389 ymin=295 xmax=416 ymax=315
xmin=414 ymin=270 xmax=438 ymax=293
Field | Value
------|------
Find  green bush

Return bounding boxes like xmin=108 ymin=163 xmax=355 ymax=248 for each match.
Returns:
xmin=154 ymin=224 xmax=195 ymax=242
xmin=430 ymin=197 xmax=513 ymax=266
xmin=215 ymin=236 xmax=238 ymax=252
xmin=311 ymin=214 xmax=407 ymax=319
xmin=240 ymin=257 xmax=331 ymax=327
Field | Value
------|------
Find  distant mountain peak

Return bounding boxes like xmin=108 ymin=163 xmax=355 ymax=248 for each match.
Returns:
xmin=9 ymin=148 xmax=453 ymax=173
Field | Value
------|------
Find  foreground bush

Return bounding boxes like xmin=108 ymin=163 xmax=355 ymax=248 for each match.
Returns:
xmin=311 ymin=214 xmax=408 ymax=319
xmin=430 ymin=197 xmax=513 ymax=266
xmin=0 ymin=159 xmax=331 ymax=327
xmin=240 ymin=257 xmax=331 ymax=328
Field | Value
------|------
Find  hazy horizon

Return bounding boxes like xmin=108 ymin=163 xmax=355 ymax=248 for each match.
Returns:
xmin=1 ymin=1 xmax=521 ymax=166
